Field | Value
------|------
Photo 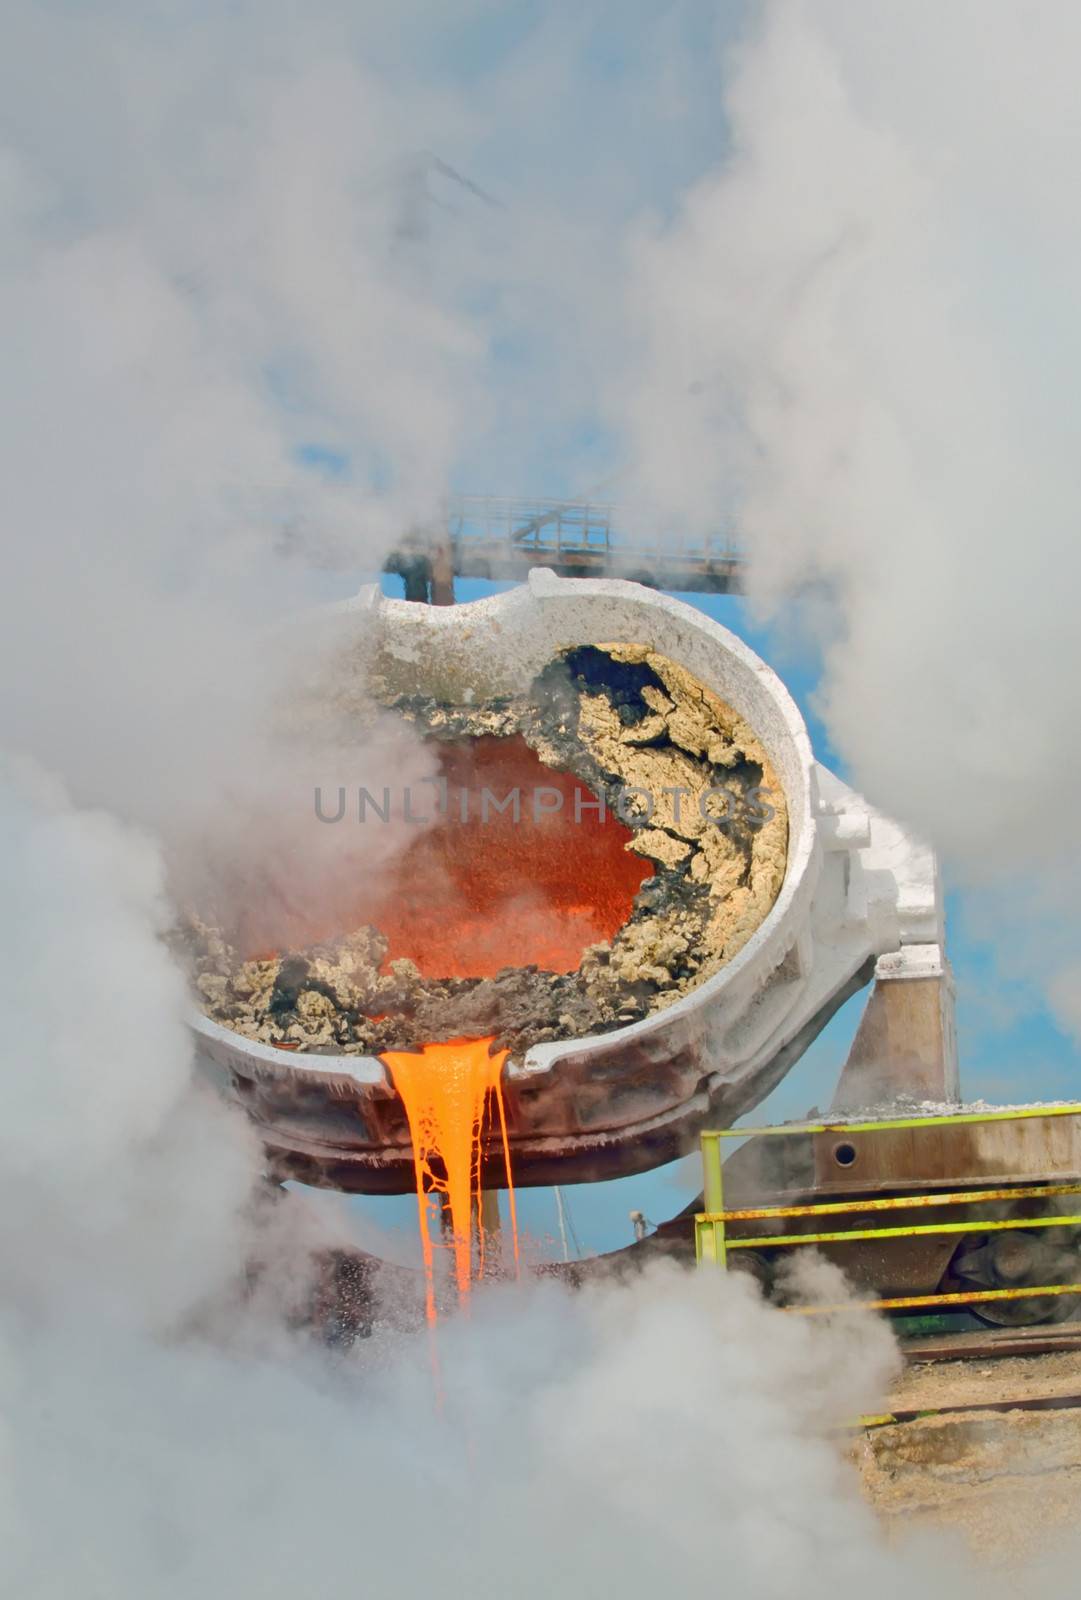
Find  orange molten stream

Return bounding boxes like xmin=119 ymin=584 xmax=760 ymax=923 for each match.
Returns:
xmin=230 ymin=734 xmax=652 ymax=1318
xmin=381 ymin=1037 xmax=518 ymax=1322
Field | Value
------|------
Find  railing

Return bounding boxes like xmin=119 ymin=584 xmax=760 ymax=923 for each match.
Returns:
xmin=444 ymin=494 xmax=743 ymax=564
xmin=696 ymin=1105 xmax=1081 ymax=1315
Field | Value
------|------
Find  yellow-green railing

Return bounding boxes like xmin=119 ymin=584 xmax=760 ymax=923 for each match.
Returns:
xmin=696 ymin=1104 xmax=1081 ymax=1314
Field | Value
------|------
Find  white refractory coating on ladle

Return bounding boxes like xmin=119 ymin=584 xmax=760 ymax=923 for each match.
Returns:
xmin=190 ymin=570 xmax=944 ymax=1190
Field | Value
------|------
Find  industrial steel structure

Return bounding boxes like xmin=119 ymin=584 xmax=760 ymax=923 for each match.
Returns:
xmin=384 ymin=495 xmax=745 ymax=599
xmin=697 ymin=1105 xmax=1081 ymax=1325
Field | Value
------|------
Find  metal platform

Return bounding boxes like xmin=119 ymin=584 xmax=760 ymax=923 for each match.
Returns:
xmin=384 ymin=494 xmax=745 ymax=597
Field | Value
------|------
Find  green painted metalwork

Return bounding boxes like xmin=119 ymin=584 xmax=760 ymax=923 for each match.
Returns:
xmin=717 ymin=1181 xmax=1081 ymax=1222
xmin=695 ymin=1103 xmax=1081 ymax=1313
xmin=703 ymin=1101 xmax=1081 ymax=1141
xmin=794 ymin=1283 xmax=1081 ymax=1315
xmin=722 ymin=1212 xmax=1081 ymax=1252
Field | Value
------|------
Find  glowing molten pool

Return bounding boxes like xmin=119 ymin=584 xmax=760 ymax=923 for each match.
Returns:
xmin=369 ymin=736 xmax=652 ymax=979
xmin=236 ymin=734 xmax=653 ymax=980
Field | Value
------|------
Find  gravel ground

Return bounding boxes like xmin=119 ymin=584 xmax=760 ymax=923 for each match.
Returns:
xmin=857 ymin=1349 xmax=1081 ymax=1561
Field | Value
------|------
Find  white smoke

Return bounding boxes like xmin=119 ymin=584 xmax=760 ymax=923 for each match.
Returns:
xmin=612 ymin=0 xmax=1081 ymax=1039
xmin=0 ymin=0 xmax=500 ymax=842
xmin=4 ymin=4 xmax=1081 ymax=1593
xmin=0 ymin=757 xmax=261 ymax=1332
xmin=0 ymin=757 xmax=959 ymax=1597
xmin=0 ymin=752 xmax=1055 ymax=1597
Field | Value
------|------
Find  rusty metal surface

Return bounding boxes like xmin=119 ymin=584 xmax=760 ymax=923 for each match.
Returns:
xmin=833 ymin=974 xmax=958 ymax=1111
xmin=717 ymin=1108 xmax=1081 ymax=1202
xmin=899 ymin=1325 xmax=1081 ymax=1362
xmin=701 ymin=1108 xmax=1081 ymax=1306
xmin=793 ymin=1284 xmax=1081 ymax=1315
xmin=724 ymin=1212 xmax=1081 ymax=1251
xmin=810 ymin=1115 xmax=1081 ymax=1193
xmin=195 ymin=965 xmax=871 ymax=1193
xmin=720 ymin=1181 xmax=1081 ymax=1222
xmin=864 ymin=1391 xmax=1081 ymax=1426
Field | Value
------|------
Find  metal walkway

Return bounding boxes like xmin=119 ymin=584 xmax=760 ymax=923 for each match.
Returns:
xmin=384 ymin=494 xmax=745 ymax=599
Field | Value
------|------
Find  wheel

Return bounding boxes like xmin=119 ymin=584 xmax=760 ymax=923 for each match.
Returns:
xmin=948 ymin=1228 xmax=1081 ymax=1326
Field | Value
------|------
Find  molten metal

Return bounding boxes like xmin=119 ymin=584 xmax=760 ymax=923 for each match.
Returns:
xmin=380 ymin=1037 xmax=518 ymax=1321
xmin=367 ymin=736 xmax=651 ymax=979
xmin=231 ymin=734 xmax=651 ymax=980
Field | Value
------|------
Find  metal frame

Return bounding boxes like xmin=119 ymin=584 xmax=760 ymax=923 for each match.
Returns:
xmin=696 ymin=1104 xmax=1081 ymax=1314
xmin=412 ymin=495 xmax=746 ymax=593
xmin=446 ymin=494 xmax=742 ymax=559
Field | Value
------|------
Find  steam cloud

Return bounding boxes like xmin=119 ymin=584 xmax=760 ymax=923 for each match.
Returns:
xmin=5 ymin=1 xmax=1081 ymax=1593
xmin=0 ymin=754 xmax=1048 ymax=1594
xmin=613 ymin=0 xmax=1081 ymax=1038
xmin=0 ymin=758 xmax=953 ymax=1595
